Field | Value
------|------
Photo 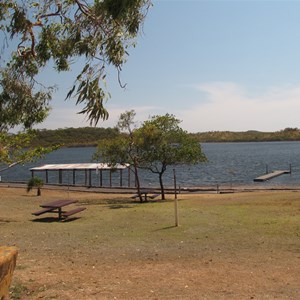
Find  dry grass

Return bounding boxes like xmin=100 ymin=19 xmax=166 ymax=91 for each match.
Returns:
xmin=1 ymin=187 xmax=299 ymax=299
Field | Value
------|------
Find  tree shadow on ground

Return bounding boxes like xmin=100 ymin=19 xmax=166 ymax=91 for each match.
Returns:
xmin=154 ymin=225 xmax=178 ymax=231
xmin=80 ymin=197 xmax=137 ymax=206
xmin=107 ymin=204 xmax=133 ymax=209
xmin=31 ymin=217 xmax=81 ymax=223
xmin=79 ymin=197 xmax=167 ymax=208
xmin=0 ymin=218 xmax=16 ymax=223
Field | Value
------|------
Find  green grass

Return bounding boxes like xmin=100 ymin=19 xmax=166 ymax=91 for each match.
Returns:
xmin=57 ymin=192 xmax=299 ymax=261
xmin=1 ymin=188 xmax=299 ymax=299
xmin=10 ymin=281 xmax=29 ymax=300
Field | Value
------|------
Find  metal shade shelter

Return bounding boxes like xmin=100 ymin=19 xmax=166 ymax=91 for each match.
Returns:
xmin=30 ymin=163 xmax=131 ymax=187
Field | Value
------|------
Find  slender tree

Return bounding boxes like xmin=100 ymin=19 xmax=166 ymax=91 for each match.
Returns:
xmin=95 ymin=112 xmax=207 ymax=201
xmin=94 ymin=110 xmax=144 ymax=202
xmin=136 ymin=114 xmax=207 ymax=200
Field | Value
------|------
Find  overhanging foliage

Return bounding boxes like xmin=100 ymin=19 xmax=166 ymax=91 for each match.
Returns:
xmin=0 ymin=0 xmax=151 ymax=125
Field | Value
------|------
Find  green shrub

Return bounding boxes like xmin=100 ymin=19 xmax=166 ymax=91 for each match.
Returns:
xmin=27 ymin=177 xmax=44 ymax=196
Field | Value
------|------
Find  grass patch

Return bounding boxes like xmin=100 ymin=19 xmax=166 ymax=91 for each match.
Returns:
xmin=10 ymin=281 xmax=29 ymax=300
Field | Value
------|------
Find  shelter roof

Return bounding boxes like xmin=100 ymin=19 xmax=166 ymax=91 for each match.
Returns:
xmin=30 ymin=163 xmax=129 ymax=171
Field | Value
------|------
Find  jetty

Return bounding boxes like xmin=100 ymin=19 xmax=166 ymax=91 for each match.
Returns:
xmin=254 ymin=170 xmax=291 ymax=182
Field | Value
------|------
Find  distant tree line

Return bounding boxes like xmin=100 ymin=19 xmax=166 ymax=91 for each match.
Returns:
xmin=29 ymin=127 xmax=300 ymax=147
xmin=191 ymin=128 xmax=300 ymax=143
xmin=30 ymin=127 xmax=120 ymax=147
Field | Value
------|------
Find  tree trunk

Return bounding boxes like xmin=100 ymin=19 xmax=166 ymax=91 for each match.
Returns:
xmin=159 ymin=173 xmax=165 ymax=200
xmin=37 ymin=187 xmax=41 ymax=196
xmin=133 ymin=162 xmax=143 ymax=202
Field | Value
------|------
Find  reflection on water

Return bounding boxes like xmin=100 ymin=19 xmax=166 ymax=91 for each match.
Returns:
xmin=1 ymin=142 xmax=300 ymax=187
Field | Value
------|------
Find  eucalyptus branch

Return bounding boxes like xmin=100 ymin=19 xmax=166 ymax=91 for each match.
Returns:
xmin=39 ymin=3 xmax=62 ymax=19
xmin=2 ymin=1 xmax=151 ymax=127
xmin=117 ymin=66 xmax=127 ymax=89
xmin=74 ymin=0 xmax=92 ymax=19
xmin=0 ymin=162 xmax=19 ymax=173
xmin=17 ymin=2 xmax=62 ymax=59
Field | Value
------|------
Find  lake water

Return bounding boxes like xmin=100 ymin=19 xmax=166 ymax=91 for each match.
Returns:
xmin=1 ymin=141 xmax=300 ymax=188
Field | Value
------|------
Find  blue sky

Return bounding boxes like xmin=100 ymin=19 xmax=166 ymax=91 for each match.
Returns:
xmin=34 ymin=0 xmax=300 ymax=132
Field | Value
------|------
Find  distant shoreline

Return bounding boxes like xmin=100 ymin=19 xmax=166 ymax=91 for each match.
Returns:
xmin=61 ymin=139 xmax=300 ymax=149
xmin=2 ymin=181 xmax=300 ymax=194
xmin=29 ymin=127 xmax=300 ymax=148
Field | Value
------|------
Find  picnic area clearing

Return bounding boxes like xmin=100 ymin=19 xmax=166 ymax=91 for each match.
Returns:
xmin=0 ymin=187 xmax=299 ymax=299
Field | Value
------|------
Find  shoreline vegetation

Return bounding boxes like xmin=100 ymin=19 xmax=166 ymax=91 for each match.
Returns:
xmin=30 ymin=127 xmax=300 ymax=148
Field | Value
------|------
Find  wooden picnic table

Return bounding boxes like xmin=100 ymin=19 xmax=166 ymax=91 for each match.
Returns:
xmin=131 ymin=190 xmax=160 ymax=202
xmin=32 ymin=199 xmax=86 ymax=220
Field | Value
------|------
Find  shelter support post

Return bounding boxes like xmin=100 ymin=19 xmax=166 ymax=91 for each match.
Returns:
xmin=88 ymin=169 xmax=92 ymax=187
xmin=128 ymin=167 xmax=130 ymax=187
xmin=59 ymin=170 xmax=62 ymax=184
xmin=99 ymin=170 xmax=103 ymax=187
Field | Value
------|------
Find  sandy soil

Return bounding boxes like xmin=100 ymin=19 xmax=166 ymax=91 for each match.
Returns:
xmin=0 ymin=187 xmax=299 ymax=299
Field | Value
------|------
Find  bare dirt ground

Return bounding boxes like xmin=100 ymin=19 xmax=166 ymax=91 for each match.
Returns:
xmin=1 ymin=186 xmax=299 ymax=299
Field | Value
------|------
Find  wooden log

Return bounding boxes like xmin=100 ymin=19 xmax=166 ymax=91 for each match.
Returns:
xmin=0 ymin=246 xmax=18 ymax=300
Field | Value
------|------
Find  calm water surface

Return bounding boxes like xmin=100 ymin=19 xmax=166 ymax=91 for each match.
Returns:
xmin=2 ymin=142 xmax=300 ymax=188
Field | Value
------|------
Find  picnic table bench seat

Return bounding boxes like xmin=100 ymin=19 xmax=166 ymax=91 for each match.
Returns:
xmin=32 ymin=207 xmax=55 ymax=216
xmin=148 ymin=193 xmax=160 ymax=199
xmin=131 ymin=192 xmax=160 ymax=200
xmin=61 ymin=207 xmax=86 ymax=218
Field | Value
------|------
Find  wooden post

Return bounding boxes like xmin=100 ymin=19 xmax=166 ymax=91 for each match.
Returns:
xmin=88 ymin=169 xmax=92 ymax=187
xmin=174 ymin=195 xmax=179 ymax=227
xmin=120 ymin=169 xmax=123 ymax=187
xmin=173 ymin=169 xmax=179 ymax=227
xmin=59 ymin=170 xmax=63 ymax=184
xmin=173 ymin=169 xmax=177 ymax=200
xmin=128 ymin=167 xmax=131 ymax=187
xmin=100 ymin=169 xmax=103 ymax=187
xmin=85 ymin=170 xmax=87 ymax=186
xmin=73 ymin=169 xmax=76 ymax=185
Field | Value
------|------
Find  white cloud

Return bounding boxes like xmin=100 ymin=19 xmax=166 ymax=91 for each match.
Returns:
xmin=35 ymin=82 xmax=300 ymax=133
xmin=177 ymin=82 xmax=300 ymax=132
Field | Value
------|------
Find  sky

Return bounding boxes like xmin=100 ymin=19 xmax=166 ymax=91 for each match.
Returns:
xmin=25 ymin=1 xmax=300 ymax=132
